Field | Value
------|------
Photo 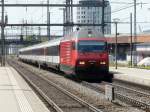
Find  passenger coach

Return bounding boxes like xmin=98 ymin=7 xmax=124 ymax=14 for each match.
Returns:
xmin=19 ymin=28 xmax=109 ymax=80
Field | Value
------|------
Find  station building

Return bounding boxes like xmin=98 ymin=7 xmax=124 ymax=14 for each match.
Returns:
xmin=106 ymin=34 xmax=150 ymax=63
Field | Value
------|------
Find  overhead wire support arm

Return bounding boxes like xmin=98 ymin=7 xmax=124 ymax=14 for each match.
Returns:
xmin=0 ymin=4 xmax=105 ymax=7
xmin=4 ymin=23 xmax=103 ymax=27
xmin=1 ymin=21 xmax=142 ymax=27
xmin=1 ymin=22 xmax=136 ymax=27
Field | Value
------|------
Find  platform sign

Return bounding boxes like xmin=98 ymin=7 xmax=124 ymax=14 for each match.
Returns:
xmin=105 ymin=85 xmax=115 ymax=101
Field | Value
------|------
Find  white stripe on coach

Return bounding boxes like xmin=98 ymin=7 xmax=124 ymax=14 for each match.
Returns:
xmin=20 ymin=55 xmax=60 ymax=64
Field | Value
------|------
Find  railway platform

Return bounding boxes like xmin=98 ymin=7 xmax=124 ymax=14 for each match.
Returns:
xmin=110 ymin=67 xmax=150 ymax=87
xmin=0 ymin=67 xmax=49 ymax=112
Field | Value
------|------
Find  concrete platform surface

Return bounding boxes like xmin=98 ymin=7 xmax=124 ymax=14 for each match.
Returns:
xmin=110 ymin=67 xmax=150 ymax=86
xmin=0 ymin=67 xmax=49 ymax=112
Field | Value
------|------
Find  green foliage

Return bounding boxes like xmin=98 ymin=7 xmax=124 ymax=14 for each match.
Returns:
xmin=41 ymin=37 xmax=49 ymax=42
xmin=138 ymin=66 xmax=150 ymax=70
xmin=25 ymin=35 xmax=50 ymax=42
xmin=110 ymin=62 xmax=150 ymax=70
xmin=128 ymin=61 xmax=132 ymax=67
xmin=25 ymin=35 xmax=36 ymax=41
xmin=109 ymin=62 xmax=128 ymax=67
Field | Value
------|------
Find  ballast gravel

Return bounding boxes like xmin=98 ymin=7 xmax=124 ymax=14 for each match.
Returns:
xmin=17 ymin=61 xmax=145 ymax=112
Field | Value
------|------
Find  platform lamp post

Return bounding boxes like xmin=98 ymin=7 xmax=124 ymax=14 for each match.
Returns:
xmin=133 ymin=0 xmax=137 ymax=67
xmin=113 ymin=18 xmax=120 ymax=69
xmin=130 ymin=13 xmax=133 ymax=67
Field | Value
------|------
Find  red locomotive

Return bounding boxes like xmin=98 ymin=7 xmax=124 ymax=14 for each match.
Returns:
xmin=19 ymin=28 xmax=109 ymax=80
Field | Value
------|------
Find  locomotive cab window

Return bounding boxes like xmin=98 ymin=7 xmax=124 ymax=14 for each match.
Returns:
xmin=78 ymin=40 xmax=106 ymax=52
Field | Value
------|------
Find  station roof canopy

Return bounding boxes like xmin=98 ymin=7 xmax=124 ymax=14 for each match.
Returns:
xmin=106 ymin=34 xmax=150 ymax=44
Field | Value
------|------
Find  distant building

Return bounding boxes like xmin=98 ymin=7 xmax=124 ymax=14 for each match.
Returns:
xmin=77 ymin=0 xmax=111 ymax=34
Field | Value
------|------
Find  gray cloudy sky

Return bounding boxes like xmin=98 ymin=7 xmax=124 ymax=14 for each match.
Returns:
xmin=3 ymin=0 xmax=150 ymax=35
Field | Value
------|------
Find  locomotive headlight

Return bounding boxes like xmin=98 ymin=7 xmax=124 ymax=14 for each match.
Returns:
xmin=79 ymin=61 xmax=85 ymax=65
xmin=100 ymin=62 xmax=106 ymax=65
xmin=88 ymin=34 xmax=92 ymax=37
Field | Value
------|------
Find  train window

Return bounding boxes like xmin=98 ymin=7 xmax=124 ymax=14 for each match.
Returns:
xmin=78 ymin=40 xmax=106 ymax=52
xmin=47 ymin=45 xmax=59 ymax=56
xmin=21 ymin=48 xmax=44 ymax=55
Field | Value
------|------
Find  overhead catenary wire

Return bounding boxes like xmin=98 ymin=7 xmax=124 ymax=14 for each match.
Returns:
xmin=110 ymin=2 xmax=148 ymax=5
xmin=5 ymin=0 xmax=150 ymax=36
xmin=107 ymin=3 xmax=141 ymax=15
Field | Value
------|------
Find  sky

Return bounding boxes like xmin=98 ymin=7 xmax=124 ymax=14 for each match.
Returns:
xmin=2 ymin=0 xmax=150 ymax=36
xmin=110 ymin=0 xmax=150 ymax=34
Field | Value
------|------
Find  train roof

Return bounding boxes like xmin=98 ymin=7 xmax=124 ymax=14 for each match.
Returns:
xmin=19 ymin=38 xmax=62 ymax=52
xmin=19 ymin=28 xmax=105 ymax=52
xmin=63 ymin=28 xmax=104 ymax=40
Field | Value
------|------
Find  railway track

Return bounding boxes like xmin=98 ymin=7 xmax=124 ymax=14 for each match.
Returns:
xmin=113 ymin=79 xmax=150 ymax=94
xmin=8 ymin=60 xmax=103 ymax=112
xmin=81 ymin=81 xmax=150 ymax=111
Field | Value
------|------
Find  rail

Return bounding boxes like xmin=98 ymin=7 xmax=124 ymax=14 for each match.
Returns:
xmin=81 ymin=81 xmax=150 ymax=111
xmin=8 ymin=60 xmax=103 ymax=112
